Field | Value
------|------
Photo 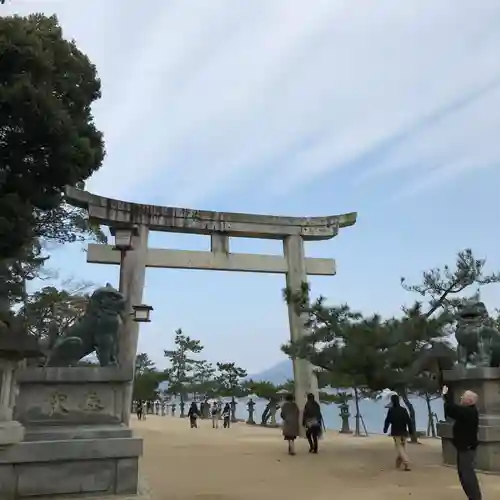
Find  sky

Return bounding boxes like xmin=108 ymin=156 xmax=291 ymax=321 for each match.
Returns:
xmin=5 ymin=0 xmax=500 ymax=374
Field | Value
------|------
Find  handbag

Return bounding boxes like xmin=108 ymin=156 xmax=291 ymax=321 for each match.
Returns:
xmin=306 ymin=418 xmax=319 ymax=428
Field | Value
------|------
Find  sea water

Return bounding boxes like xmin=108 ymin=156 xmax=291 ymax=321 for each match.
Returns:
xmin=236 ymin=396 xmax=444 ymax=434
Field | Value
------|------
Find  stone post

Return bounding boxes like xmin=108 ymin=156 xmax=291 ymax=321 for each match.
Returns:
xmin=339 ymin=403 xmax=352 ymax=434
xmin=0 ymin=359 xmax=25 ymax=445
xmin=283 ymin=235 xmax=319 ymax=434
xmin=246 ymin=399 xmax=256 ymax=425
xmin=230 ymin=397 xmax=237 ymax=423
xmin=269 ymin=403 xmax=277 ymax=426
xmin=118 ymin=224 xmax=149 ymax=426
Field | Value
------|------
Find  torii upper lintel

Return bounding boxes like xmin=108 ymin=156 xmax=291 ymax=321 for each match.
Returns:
xmin=65 ymin=186 xmax=357 ymax=241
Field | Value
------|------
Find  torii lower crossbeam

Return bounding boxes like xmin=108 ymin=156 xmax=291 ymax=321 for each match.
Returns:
xmin=87 ymin=244 xmax=336 ymax=275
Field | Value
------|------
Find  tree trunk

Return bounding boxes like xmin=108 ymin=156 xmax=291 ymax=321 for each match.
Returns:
xmin=261 ymin=401 xmax=271 ymax=425
xmin=230 ymin=396 xmax=237 ymax=422
xmin=400 ymin=389 xmax=419 ymax=443
xmin=180 ymin=394 xmax=185 ymax=417
xmin=425 ymin=393 xmax=436 ymax=438
xmin=354 ymin=387 xmax=361 ymax=437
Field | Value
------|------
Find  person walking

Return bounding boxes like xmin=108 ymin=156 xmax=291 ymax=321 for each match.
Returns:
xmin=302 ymin=393 xmax=323 ymax=453
xmin=188 ymin=402 xmax=199 ymax=428
xmin=383 ymin=394 xmax=412 ymax=471
xmin=442 ymin=385 xmax=482 ymax=500
xmin=136 ymin=399 xmax=143 ymax=420
xmin=211 ymin=401 xmax=219 ymax=429
xmin=222 ymin=403 xmax=231 ymax=428
xmin=281 ymin=394 xmax=300 ymax=455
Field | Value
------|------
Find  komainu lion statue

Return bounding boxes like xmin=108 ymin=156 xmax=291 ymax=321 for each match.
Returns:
xmin=45 ymin=284 xmax=126 ymax=367
xmin=455 ymin=299 xmax=500 ymax=368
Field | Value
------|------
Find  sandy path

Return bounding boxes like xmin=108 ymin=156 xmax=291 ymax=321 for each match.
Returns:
xmin=134 ymin=415 xmax=499 ymax=500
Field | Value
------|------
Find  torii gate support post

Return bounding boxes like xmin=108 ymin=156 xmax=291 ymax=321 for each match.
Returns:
xmin=284 ymin=234 xmax=318 ymax=436
xmin=118 ymin=224 xmax=149 ymax=426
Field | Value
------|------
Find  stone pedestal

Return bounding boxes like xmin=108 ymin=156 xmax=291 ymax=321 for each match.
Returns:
xmin=246 ymin=400 xmax=256 ymax=425
xmin=0 ymin=367 xmax=142 ymax=499
xmin=437 ymin=367 xmax=500 ymax=473
xmin=0 ymin=360 xmax=25 ymax=446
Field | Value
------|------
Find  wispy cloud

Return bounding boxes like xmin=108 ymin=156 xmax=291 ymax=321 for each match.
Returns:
xmin=353 ymin=77 xmax=500 ymax=185
xmin=6 ymin=0 xmax=500 ymax=203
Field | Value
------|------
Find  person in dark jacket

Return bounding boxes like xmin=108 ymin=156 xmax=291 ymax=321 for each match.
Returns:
xmin=136 ymin=399 xmax=143 ymax=420
xmin=383 ymin=394 xmax=413 ymax=471
xmin=187 ymin=402 xmax=199 ymax=428
xmin=302 ymin=393 xmax=323 ymax=453
xmin=442 ymin=385 xmax=482 ymax=500
xmin=222 ymin=403 xmax=231 ymax=428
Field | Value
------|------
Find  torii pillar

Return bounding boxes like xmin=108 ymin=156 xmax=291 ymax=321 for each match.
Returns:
xmin=65 ymin=186 xmax=357 ymax=428
xmin=284 ymin=234 xmax=318 ymax=408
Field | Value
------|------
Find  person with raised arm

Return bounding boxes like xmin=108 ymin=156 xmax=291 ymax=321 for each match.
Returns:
xmin=442 ymin=385 xmax=482 ymax=500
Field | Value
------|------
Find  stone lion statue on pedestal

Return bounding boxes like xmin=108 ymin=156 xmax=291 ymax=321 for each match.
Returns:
xmin=45 ymin=284 xmax=126 ymax=367
xmin=455 ymin=299 xmax=500 ymax=368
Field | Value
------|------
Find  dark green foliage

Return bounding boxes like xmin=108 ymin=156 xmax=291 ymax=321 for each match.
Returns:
xmin=371 ymin=304 xmax=453 ymax=390
xmin=0 ymin=242 xmax=47 ymax=308
xmin=1 ymin=201 xmax=106 ymax=307
xmin=163 ymin=329 xmax=203 ymax=399
xmin=214 ymin=362 xmax=248 ymax=421
xmin=281 ymin=281 xmax=456 ymax=440
xmin=135 ymin=352 xmax=156 ymax=375
xmin=280 ymin=378 xmax=337 ymax=405
xmin=401 ymin=249 xmax=500 ymax=317
xmin=190 ymin=360 xmax=217 ymax=397
xmin=215 ymin=362 xmax=248 ymax=398
xmin=282 ymin=286 xmax=386 ymax=390
xmin=19 ymin=285 xmax=88 ymax=341
xmin=33 ymin=202 xmax=107 ymax=245
xmin=0 ymin=14 xmax=105 ymax=259
xmin=133 ymin=370 xmax=161 ymax=401
xmin=493 ymin=310 xmax=500 ymax=331
xmin=243 ymin=379 xmax=281 ymax=400
xmin=133 ymin=353 xmax=162 ymax=401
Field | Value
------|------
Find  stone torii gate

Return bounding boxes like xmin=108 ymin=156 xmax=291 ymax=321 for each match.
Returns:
xmin=65 ymin=186 xmax=357 ymax=425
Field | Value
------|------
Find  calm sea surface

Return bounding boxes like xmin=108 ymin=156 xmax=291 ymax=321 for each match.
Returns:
xmin=247 ymin=397 xmax=443 ymax=434
xmin=178 ymin=396 xmax=444 ymax=435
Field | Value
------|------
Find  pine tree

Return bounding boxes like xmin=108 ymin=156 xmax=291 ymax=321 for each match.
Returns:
xmin=215 ymin=362 xmax=248 ymax=422
xmin=163 ymin=329 xmax=203 ymax=416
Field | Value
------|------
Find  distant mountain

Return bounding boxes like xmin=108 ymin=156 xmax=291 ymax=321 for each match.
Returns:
xmin=249 ymin=360 xmax=292 ymax=384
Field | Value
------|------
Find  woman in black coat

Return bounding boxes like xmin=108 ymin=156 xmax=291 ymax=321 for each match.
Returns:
xmin=302 ymin=393 xmax=323 ymax=453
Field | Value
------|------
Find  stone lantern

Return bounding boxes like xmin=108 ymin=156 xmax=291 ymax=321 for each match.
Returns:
xmin=0 ymin=320 xmax=41 ymax=445
xmin=339 ymin=401 xmax=352 ymax=434
xmin=246 ymin=394 xmax=257 ymax=425
xmin=277 ymin=389 xmax=289 ymax=404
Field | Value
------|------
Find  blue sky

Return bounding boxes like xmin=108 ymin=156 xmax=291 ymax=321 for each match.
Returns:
xmin=7 ymin=1 xmax=500 ymax=373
